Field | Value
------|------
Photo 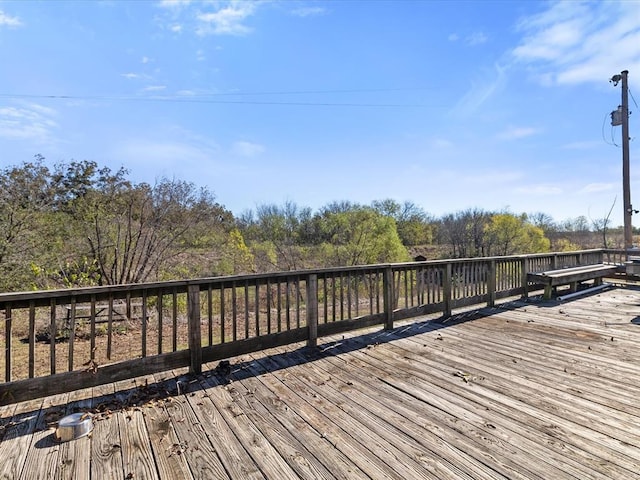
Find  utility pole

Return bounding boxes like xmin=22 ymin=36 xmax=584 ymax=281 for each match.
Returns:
xmin=611 ymin=70 xmax=633 ymax=250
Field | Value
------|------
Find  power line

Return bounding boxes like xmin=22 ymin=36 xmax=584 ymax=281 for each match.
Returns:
xmin=0 ymin=87 xmax=439 ymax=107
xmin=602 ymin=111 xmax=619 ymax=147
xmin=629 ymin=88 xmax=639 ymax=109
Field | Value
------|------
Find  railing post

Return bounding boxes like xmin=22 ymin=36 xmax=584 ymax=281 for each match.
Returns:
xmin=487 ymin=260 xmax=496 ymax=307
xmin=307 ymin=274 xmax=318 ymax=347
xmin=521 ymin=258 xmax=529 ymax=299
xmin=383 ymin=267 xmax=394 ymax=330
xmin=187 ymin=285 xmax=202 ymax=375
xmin=442 ymin=263 xmax=452 ymax=318
xmin=551 ymin=254 xmax=558 ymax=270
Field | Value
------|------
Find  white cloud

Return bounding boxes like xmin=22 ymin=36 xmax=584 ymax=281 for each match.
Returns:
xmin=0 ymin=104 xmax=58 ymax=141
xmin=463 ymin=171 xmax=524 ymax=186
xmin=155 ymin=1 xmax=261 ymax=36
xmin=581 ymin=183 xmax=615 ymax=193
xmin=512 ymin=1 xmax=640 ymax=85
xmin=0 ymin=10 xmax=22 ymax=27
xmin=291 ymin=7 xmax=327 ymax=17
xmin=141 ymin=56 xmax=151 ymax=64
xmin=448 ymin=32 xmax=487 ymax=45
xmin=496 ymin=126 xmax=540 ymax=140
xmin=121 ymin=72 xmax=152 ymax=81
xmin=196 ymin=3 xmax=256 ymax=36
xmin=231 ymin=140 xmax=265 ymax=157
xmin=515 ymin=184 xmax=563 ymax=195
xmin=455 ymin=63 xmax=508 ymax=115
xmin=157 ymin=0 xmax=191 ymax=9
xmin=142 ymin=85 xmax=167 ymax=92
xmin=467 ymin=31 xmax=488 ymax=46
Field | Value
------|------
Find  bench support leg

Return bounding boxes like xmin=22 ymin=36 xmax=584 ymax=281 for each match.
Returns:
xmin=544 ymin=285 xmax=553 ymax=300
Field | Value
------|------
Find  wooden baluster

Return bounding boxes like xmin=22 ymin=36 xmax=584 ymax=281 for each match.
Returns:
xmin=307 ymin=274 xmax=318 ymax=347
xmin=157 ymin=291 xmax=163 ymax=355
xmin=68 ymin=299 xmax=76 ymax=370
xmin=187 ymin=285 xmax=202 ymax=375
xmin=28 ymin=301 xmax=35 ymax=378
xmin=49 ymin=299 xmax=56 ymax=375
xmin=4 ymin=303 xmax=11 ymax=382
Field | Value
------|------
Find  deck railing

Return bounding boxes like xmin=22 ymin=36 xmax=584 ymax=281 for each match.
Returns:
xmin=0 ymin=249 xmax=625 ymax=405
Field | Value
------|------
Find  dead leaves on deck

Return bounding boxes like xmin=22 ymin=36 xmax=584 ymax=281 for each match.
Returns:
xmin=167 ymin=440 xmax=189 ymax=457
xmin=82 ymin=348 xmax=100 ymax=374
xmin=82 ymin=359 xmax=99 ymax=374
xmin=453 ymin=370 xmax=485 ymax=384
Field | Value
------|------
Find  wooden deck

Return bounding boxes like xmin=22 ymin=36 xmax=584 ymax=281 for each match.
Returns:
xmin=2 ymin=285 xmax=640 ymax=479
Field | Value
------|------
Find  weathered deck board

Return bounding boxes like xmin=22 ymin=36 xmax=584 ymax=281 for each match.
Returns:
xmin=430 ymin=315 xmax=640 ymax=414
xmin=0 ymin=398 xmax=43 ymax=480
xmin=178 ymin=375 xmax=264 ymax=480
xmin=197 ymin=370 xmax=306 ymax=479
xmin=159 ymin=376 xmax=230 ymax=480
xmin=256 ymin=349 xmax=503 ymax=480
xmin=234 ymin=359 xmax=371 ymax=480
xmin=136 ymin=375 xmax=195 ymax=480
xmin=90 ymin=381 xmax=124 ymax=480
xmin=4 ymin=287 xmax=640 ymax=479
xmin=279 ymin=346 xmax=565 ymax=480
xmin=18 ymin=391 xmax=68 ymax=480
xmin=116 ymin=391 xmax=160 ymax=480
xmin=288 ymin=332 xmax=598 ymax=480
xmin=241 ymin=355 xmax=412 ymax=479
xmin=356 ymin=331 xmax=639 ymax=479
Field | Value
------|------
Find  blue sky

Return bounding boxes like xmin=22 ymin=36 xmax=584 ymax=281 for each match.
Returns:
xmin=1 ymin=1 xmax=639 ymax=226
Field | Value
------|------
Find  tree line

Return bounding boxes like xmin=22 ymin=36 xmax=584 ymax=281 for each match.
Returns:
xmin=0 ymin=158 xmax=623 ymax=292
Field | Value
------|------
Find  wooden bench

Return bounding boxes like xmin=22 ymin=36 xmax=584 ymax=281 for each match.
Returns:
xmin=527 ymin=264 xmax=619 ymax=300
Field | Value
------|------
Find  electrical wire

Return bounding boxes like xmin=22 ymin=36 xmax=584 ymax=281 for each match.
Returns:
xmin=612 ymin=125 xmax=619 ymax=147
xmin=602 ymin=111 xmax=619 ymax=147
xmin=0 ymin=87 xmax=438 ymax=107
xmin=629 ymin=88 xmax=639 ymax=109
xmin=626 ymin=89 xmax=637 ymax=143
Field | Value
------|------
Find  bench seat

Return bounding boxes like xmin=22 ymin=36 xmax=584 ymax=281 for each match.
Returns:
xmin=527 ymin=264 xmax=619 ymax=299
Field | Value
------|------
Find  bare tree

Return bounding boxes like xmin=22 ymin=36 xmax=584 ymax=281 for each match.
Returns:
xmin=84 ymin=178 xmax=219 ymax=285
xmin=590 ymin=197 xmax=617 ymax=249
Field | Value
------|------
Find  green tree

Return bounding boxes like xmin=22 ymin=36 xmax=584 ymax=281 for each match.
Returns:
xmin=317 ymin=207 xmax=409 ymax=266
xmin=240 ymin=201 xmax=311 ymax=270
xmin=0 ymin=159 xmax=51 ymax=290
xmin=215 ymin=228 xmax=255 ymax=275
xmin=484 ymin=213 xmax=550 ymax=256
xmin=372 ymin=199 xmax=434 ymax=246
